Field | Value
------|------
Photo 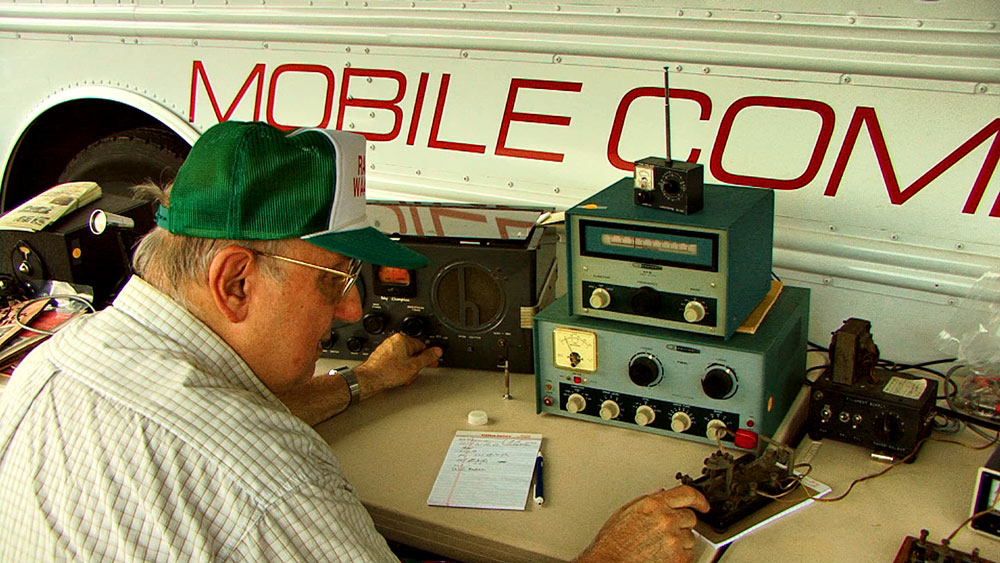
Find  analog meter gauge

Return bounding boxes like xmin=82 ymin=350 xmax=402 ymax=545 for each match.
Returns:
xmin=552 ymin=327 xmax=598 ymax=373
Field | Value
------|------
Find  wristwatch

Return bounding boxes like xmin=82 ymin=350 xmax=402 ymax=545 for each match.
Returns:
xmin=331 ymin=366 xmax=361 ymax=407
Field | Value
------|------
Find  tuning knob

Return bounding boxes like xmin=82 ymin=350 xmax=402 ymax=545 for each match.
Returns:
xmin=683 ymin=300 xmax=707 ymax=323
xmin=362 ymin=312 xmax=387 ymax=334
xmin=635 ymin=405 xmax=656 ymax=426
xmin=670 ymin=412 xmax=693 ymax=433
xmin=600 ymin=400 xmax=621 ymax=420
xmin=566 ymin=393 xmax=586 ymax=414
xmin=628 ymin=354 xmax=661 ymax=387
xmin=873 ymin=413 xmax=905 ymax=443
xmin=346 ymin=336 xmax=366 ymax=353
xmin=589 ymin=287 xmax=611 ymax=309
xmin=401 ymin=316 xmax=426 ymax=337
xmin=631 ymin=286 xmax=661 ymax=316
xmin=702 ymin=365 xmax=737 ymax=400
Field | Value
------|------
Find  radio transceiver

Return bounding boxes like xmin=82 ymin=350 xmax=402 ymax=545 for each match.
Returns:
xmin=566 ymin=179 xmax=773 ymax=339
xmin=323 ymin=202 xmax=557 ymax=373
xmin=633 ymin=67 xmax=704 ymax=214
xmin=534 ymin=287 xmax=809 ymax=448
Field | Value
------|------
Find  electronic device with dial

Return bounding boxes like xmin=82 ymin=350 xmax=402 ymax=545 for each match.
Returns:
xmin=534 ymin=288 xmax=809 ymax=448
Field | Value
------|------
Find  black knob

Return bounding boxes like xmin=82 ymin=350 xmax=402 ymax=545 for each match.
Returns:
xmin=631 ymin=287 xmax=661 ymax=316
xmin=322 ymin=331 xmax=338 ymax=350
xmin=629 ymin=355 xmax=660 ymax=387
xmin=401 ymin=316 xmax=426 ymax=337
xmin=362 ymin=312 xmax=387 ymax=334
xmin=659 ymin=173 xmax=684 ymax=198
xmin=635 ymin=190 xmax=651 ymax=204
xmin=702 ymin=366 xmax=736 ymax=400
xmin=873 ymin=413 xmax=905 ymax=443
xmin=346 ymin=336 xmax=366 ymax=353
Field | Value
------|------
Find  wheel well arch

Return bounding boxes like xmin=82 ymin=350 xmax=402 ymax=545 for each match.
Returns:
xmin=2 ymin=95 xmax=195 ymax=211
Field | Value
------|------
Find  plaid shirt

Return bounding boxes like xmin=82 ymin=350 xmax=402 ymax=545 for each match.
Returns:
xmin=0 ymin=277 xmax=396 ymax=562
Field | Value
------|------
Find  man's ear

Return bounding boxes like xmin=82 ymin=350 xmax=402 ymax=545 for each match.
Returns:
xmin=207 ymin=246 xmax=257 ymax=323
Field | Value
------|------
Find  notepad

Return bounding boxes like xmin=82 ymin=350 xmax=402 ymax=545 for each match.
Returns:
xmin=427 ymin=431 xmax=542 ymax=511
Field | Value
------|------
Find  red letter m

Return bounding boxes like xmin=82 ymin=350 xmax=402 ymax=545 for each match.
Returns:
xmin=189 ymin=61 xmax=266 ymax=123
xmin=825 ymin=107 xmax=1000 ymax=215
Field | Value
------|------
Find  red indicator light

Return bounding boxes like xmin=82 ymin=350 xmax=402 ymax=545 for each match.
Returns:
xmin=573 ymin=376 xmax=582 ymax=384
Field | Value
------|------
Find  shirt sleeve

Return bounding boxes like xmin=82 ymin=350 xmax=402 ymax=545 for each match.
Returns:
xmin=227 ymin=473 xmax=399 ymax=563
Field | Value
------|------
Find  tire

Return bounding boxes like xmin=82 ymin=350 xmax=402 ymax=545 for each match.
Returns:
xmin=58 ymin=127 xmax=190 ymax=196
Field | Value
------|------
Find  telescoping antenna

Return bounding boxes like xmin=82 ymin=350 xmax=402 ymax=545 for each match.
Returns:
xmin=632 ymin=66 xmax=705 ymax=214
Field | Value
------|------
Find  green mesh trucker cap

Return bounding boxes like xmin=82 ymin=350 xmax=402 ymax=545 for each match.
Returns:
xmin=156 ymin=121 xmax=427 ymax=269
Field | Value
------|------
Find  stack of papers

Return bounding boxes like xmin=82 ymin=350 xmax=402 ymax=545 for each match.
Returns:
xmin=427 ymin=431 xmax=542 ymax=511
xmin=0 ymin=181 xmax=102 ymax=232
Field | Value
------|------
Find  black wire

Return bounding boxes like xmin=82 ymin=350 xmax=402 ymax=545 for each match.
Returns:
xmin=936 ymin=407 xmax=1000 ymax=433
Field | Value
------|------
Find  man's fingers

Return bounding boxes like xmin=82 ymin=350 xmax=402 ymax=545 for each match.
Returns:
xmin=659 ymin=485 xmax=711 ymax=513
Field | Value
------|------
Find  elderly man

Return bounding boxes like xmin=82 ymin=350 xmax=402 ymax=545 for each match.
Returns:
xmin=0 ymin=121 xmax=707 ymax=562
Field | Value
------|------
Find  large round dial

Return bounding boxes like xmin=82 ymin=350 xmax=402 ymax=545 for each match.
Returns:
xmin=628 ymin=353 xmax=662 ymax=387
xmin=658 ymin=170 xmax=686 ymax=199
xmin=631 ymin=287 xmax=662 ymax=316
xmin=702 ymin=365 xmax=737 ymax=400
xmin=552 ymin=327 xmax=598 ymax=373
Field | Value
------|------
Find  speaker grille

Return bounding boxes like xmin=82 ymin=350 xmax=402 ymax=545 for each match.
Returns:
xmin=431 ymin=262 xmax=505 ymax=333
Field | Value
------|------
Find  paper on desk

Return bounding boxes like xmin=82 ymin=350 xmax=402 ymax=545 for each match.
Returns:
xmin=427 ymin=431 xmax=542 ymax=511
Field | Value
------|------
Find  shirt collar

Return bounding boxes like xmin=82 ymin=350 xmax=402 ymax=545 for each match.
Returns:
xmin=112 ymin=276 xmax=280 ymax=402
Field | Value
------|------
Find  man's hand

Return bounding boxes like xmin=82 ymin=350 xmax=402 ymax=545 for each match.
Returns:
xmin=575 ymin=485 xmax=710 ymax=563
xmin=354 ymin=333 xmax=442 ymax=399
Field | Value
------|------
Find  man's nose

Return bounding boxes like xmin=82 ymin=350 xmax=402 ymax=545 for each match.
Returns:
xmin=334 ymin=284 xmax=363 ymax=323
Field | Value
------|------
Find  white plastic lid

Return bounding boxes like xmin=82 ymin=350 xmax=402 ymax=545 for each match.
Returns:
xmin=467 ymin=410 xmax=488 ymax=425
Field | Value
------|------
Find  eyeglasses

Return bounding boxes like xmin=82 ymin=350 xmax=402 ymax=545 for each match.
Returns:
xmin=250 ymin=249 xmax=362 ymax=298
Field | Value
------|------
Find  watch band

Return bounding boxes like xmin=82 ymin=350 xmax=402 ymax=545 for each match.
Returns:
xmin=332 ymin=366 xmax=361 ymax=407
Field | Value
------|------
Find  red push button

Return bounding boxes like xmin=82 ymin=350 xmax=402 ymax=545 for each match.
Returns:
xmin=734 ymin=429 xmax=758 ymax=449
xmin=573 ymin=376 xmax=582 ymax=384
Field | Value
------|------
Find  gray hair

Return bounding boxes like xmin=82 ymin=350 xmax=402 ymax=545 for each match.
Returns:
xmin=130 ymin=182 xmax=287 ymax=305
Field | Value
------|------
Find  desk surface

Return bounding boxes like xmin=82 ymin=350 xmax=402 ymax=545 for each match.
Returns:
xmin=316 ymin=359 xmax=1000 ymax=563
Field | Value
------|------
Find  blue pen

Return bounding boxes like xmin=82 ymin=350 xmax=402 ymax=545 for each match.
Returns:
xmin=534 ymin=453 xmax=544 ymax=506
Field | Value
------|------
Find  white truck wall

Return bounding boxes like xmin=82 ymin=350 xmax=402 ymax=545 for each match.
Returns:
xmin=1 ymin=1 xmax=998 ymax=362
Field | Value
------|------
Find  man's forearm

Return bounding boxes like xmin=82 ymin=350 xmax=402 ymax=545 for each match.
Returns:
xmin=278 ymin=373 xmax=352 ymax=426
